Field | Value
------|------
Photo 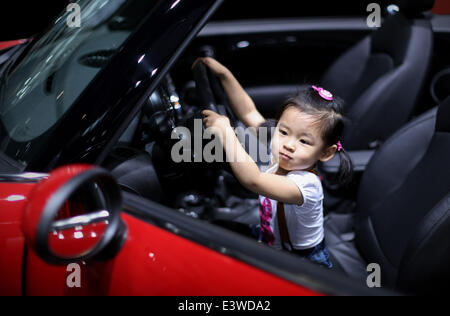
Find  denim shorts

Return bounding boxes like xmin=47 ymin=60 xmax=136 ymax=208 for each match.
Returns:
xmin=251 ymin=225 xmax=333 ymax=269
xmin=292 ymin=240 xmax=333 ymax=269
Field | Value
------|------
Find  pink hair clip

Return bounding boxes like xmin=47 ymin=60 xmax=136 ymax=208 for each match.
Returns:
xmin=337 ymin=141 xmax=343 ymax=152
xmin=312 ymin=85 xmax=334 ymax=101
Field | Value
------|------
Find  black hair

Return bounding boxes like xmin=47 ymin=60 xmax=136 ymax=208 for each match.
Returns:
xmin=276 ymin=85 xmax=354 ymax=186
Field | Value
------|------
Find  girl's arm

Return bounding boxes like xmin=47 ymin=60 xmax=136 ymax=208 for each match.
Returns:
xmin=202 ymin=110 xmax=303 ymax=205
xmin=194 ymin=57 xmax=266 ymax=130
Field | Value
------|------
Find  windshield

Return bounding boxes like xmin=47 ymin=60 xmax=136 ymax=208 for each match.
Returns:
xmin=0 ymin=0 xmax=158 ymax=166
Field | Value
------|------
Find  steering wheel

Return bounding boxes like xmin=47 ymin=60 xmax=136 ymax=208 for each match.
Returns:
xmin=192 ymin=62 xmax=238 ymax=127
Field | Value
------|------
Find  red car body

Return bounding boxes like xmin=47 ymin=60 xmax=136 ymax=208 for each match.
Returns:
xmin=0 ymin=171 xmax=320 ymax=296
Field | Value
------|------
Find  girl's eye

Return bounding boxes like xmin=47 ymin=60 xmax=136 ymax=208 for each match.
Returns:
xmin=279 ymin=130 xmax=287 ymax=136
xmin=300 ymin=139 xmax=309 ymax=145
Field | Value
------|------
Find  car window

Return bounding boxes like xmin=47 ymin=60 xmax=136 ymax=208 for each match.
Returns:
xmin=0 ymin=0 xmax=158 ymax=146
xmin=212 ymin=0 xmax=390 ymax=20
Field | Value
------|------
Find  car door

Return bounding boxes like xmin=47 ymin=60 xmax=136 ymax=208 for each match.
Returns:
xmin=16 ymin=165 xmax=379 ymax=296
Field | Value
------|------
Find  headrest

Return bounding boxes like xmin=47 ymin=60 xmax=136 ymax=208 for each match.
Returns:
xmin=396 ymin=0 xmax=435 ymax=15
xmin=436 ymin=96 xmax=450 ymax=133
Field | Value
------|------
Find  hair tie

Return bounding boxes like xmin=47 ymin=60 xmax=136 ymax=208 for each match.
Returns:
xmin=337 ymin=141 xmax=343 ymax=152
xmin=312 ymin=85 xmax=333 ymax=101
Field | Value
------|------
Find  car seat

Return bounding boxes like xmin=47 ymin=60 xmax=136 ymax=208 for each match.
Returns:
xmin=321 ymin=0 xmax=434 ymax=150
xmin=325 ymin=94 xmax=450 ymax=294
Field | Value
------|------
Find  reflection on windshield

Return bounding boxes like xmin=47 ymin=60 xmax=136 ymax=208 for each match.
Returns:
xmin=0 ymin=0 xmax=126 ymax=144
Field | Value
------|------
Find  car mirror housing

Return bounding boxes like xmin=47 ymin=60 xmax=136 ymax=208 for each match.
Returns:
xmin=22 ymin=165 xmax=122 ymax=264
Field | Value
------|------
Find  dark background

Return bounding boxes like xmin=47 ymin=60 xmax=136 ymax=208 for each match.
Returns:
xmin=0 ymin=2 xmax=66 ymax=40
xmin=0 ymin=0 xmax=389 ymax=41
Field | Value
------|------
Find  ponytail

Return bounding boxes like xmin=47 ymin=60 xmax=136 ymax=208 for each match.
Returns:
xmin=335 ymin=148 xmax=354 ymax=187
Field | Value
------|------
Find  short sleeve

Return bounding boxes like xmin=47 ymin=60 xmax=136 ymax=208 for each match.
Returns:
xmin=287 ymin=172 xmax=322 ymax=209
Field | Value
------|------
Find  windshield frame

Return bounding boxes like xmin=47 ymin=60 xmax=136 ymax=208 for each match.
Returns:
xmin=0 ymin=0 xmax=222 ymax=173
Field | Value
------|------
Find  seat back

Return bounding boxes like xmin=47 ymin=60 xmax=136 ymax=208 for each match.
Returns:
xmin=355 ymin=97 xmax=450 ymax=294
xmin=321 ymin=0 xmax=434 ymax=150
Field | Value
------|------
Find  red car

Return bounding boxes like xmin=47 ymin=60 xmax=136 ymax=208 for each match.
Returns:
xmin=0 ymin=0 xmax=449 ymax=297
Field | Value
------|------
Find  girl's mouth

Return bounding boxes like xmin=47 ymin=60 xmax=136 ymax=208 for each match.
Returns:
xmin=280 ymin=153 xmax=292 ymax=160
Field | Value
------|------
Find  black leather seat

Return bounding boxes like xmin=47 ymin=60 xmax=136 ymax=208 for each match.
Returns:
xmin=325 ymin=96 xmax=450 ymax=294
xmin=320 ymin=0 xmax=434 ymax=150
xmin=248 ymin=1 xmax=434 ymax=151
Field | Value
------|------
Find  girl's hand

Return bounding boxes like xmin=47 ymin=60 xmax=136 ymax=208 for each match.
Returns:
xmin=202 ymin=110 xmax=231 ymax=136
xmin=192 ymin=57 xmax=230 ymax=79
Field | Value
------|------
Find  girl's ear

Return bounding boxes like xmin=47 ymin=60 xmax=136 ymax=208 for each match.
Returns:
xmin=319 ymin=145 xmax=337 ymax=163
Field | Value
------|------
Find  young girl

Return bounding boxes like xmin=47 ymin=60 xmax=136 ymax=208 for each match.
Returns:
xmin=197 ymin=57 xmax=353 ymax=268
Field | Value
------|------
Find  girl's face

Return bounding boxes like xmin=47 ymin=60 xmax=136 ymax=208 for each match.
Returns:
xmin=271 ymin=106 xmax=336 ymax=173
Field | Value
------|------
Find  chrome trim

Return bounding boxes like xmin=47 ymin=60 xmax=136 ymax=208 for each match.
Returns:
xmin=51 ymin=210 xmax=110 ymax=231
xmin=0 ymin=173 xmax=49 ymax=183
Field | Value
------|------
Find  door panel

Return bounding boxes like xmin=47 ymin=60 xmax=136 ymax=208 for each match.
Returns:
xmin=23 ymin=212 xmax=320 ymax=296
xmin=101 ymin=213 xmax=320 ymax=296
xmin=22 ymin=191 xmax=381 ymax=296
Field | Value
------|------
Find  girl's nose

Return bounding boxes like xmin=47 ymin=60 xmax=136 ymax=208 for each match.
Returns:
xmin=284 ymin=141 xmax=296 ymax=152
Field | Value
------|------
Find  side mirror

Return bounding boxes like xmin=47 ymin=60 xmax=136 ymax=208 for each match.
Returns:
xmin=22 ymin=165 xmax=123 ymax=264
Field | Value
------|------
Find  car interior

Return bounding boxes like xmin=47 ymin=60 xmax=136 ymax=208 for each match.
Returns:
xmin=100 ymin=0 xmax=450 ymax=294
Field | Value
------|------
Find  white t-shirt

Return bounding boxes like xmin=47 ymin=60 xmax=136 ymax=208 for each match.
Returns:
xmin=258 ymin=163 xmax=325 ymax=250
